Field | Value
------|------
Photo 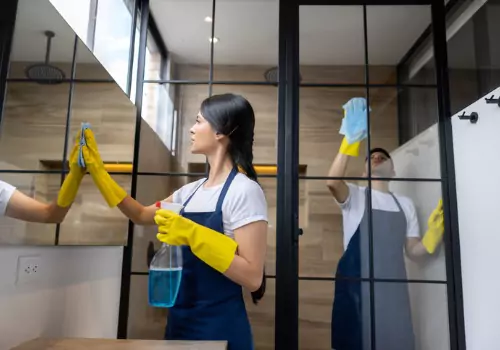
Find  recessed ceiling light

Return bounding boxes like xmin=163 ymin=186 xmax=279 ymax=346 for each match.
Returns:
xmin=209 ymin=37 xmax=219 ymax=43
xmin=204 ymin=16 xmax=212 ymax=22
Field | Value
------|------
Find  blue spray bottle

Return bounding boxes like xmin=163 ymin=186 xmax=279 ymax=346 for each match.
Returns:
xmin=148 ymin=201 xmax=184 ymax=308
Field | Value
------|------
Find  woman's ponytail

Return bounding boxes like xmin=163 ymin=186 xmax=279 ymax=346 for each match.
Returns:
xmin=227 ymin=120 xmax=266 ymax=305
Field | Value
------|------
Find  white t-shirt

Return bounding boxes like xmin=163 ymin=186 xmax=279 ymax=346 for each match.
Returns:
xmin=337 ymin=183 xmax=420 ymax=250
xmin=172 ymin=173 xmax=268 ymax=239
xmin=0 ymin=180 xmax=16 ymax=217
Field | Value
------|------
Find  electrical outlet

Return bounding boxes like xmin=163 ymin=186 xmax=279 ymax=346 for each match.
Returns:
xmin=16 ymin=255 xmax=42 ymax=285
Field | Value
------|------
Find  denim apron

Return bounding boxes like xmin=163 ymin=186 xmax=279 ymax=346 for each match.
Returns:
xmin=165 ymin=168 xmax=253 ymax=350
xmin=331 ymin=188 xmax=415 ymax=350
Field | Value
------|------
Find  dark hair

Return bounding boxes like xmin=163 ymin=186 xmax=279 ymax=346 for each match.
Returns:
xmin=200 ymin=93 xmax=266 ymax=304
xmin=369 ymin=147 xmax=391 ymax=159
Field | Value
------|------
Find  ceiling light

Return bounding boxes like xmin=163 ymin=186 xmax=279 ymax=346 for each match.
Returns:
xmin=204 ymin=16 xmax=212 ymax=22
xmin=209 ymin=37 xmax=219 ymax=43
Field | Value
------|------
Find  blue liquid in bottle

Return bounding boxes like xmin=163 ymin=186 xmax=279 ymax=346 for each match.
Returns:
xmin=149 ymin=201 xmax=184 ymax=308
xmin=148 ymin=243 xmax=183 ymax=308
xmin=148 ymin=267 xmax=183 ymax=308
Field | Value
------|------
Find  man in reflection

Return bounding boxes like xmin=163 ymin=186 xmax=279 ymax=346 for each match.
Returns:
xmin=326 ymin=120 xmax=444 ymax=349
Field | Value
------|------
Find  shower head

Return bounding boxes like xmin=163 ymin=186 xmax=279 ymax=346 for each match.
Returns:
xmin=25 ymin=30 xmax=66 ymax=84
xmin=264 ymin=66 xmax=302 ymax=86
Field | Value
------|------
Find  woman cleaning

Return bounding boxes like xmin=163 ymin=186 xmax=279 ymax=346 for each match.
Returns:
xmin=1 ymin=132 xmax=86 ymax=223
xmin=80 ymin=93 xmax=268 ymax=349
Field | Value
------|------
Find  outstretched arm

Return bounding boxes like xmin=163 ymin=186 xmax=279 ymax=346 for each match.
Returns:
xmin=326 ymin=151 xmax=351 ymax=204
xmin=406 ymin=199 xmax=444 ymax=259
xmin=117 ymin=195 xmax=172 ymax=226
xmin=5 ymin=189 xmax=70 ymax=223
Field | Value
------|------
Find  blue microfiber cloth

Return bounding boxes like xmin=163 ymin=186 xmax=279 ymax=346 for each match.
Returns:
xmin=339 ymin=97 xmax=370 ymax=144
xmin=77 ymin=122 xmax=91 ymax=168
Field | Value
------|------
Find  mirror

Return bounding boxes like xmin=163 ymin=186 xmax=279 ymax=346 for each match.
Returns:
xmin=0 ymin=0 xmax=137 ymax=246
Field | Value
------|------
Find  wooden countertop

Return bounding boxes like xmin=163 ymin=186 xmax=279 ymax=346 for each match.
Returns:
xmin=11 ymin=338 xmax=227 ymax=350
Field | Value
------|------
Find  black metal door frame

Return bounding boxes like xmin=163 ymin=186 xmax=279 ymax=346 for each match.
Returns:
xmin=275 ymin=0 xmax=466 ymax=349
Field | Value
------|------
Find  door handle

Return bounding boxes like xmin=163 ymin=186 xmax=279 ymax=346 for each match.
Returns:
xmin=298 ymin=228 xmax=304 ymax=236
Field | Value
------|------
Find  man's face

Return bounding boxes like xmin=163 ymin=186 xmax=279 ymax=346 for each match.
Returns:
xmin=365 ymin=152 xmax=395 ymax=178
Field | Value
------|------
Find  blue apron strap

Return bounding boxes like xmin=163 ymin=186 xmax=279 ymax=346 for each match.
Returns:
xmin=215 ymin=167 xmax=239 ymax=212
xmin=180 ymin=178 xmax=208 ymax=213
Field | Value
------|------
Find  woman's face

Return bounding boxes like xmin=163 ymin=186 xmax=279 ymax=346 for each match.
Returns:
xmin=190 ymin=112 xmax=219 ymax=154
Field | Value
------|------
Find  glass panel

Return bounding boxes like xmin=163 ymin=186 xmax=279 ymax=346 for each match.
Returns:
xmin=213 ymin=0 xmax=278 ymax=82
xmin=370 ymin=87 xmax=441 ymax=179
xmin=299 ymin=87 xmax=367 ymax=178
xmin=305 ymin=280 xmax=373 ymax=350
xmin=144 ymin=33 xmax=164 ymax=81
xmin=0 ymin=82 xmax=70 ymax=171
xmin=246 ymin=278 xmax=275 ymax=350
xmin=366 ymin=5 xmax=432 ymax=84
xmin=49 ymin=0 xmax=92 ymax=44
xmin=92 ymin=0 xmax=133 ymax=91
xmin=297 ymin=181 xmax=446 ymax=282
xmin=299 ymin=180 xmax=344 ymax=278
xmin=74 ymin=38 xmax=113 ymax=80
xmin=9 ymin=0 xmax=75 ymax=80
xmin=445 ymin=1 xmax=497 ymax=115
xmin=299 ymin=6 xmax=365 ymax=85
xmin=128 ymin=275 xmax=168 ymax=339
xmin=299 ymin=280 xmax=335 ymax=350
xmin=397 ymin=87 xmax=439 ymax=150
xmin=404 ymin=59 xmax=436 ymax=86
xmin=374 ymin=282 xmax=449 ymax=349
xmin=139 ymin=84 xmax=209 ymax=173
xmin=371 ymin=181 xmax=446 ymax=281
xmin=305 ymin=280 xmax=448 ymax=350
xmin=0 ymin=173 xmax=58 ymax=245
xmin=260 ymin=177 xmax=277 ymax=276
xmin=58 ymin=174 xmax=131 ymax=245
xmin=300 ymin=86 xmax=440 ymax=180
xmin=150 ymin=0 xmax=213 ymax=81
xmin=139 ymin=84 xmax=177 ymax=172
xmin=394 ymin=4 xmax=436 ymax=87
xmin=65 ymin=82 xmax=136 ymax=165
xmin=212 ymin=85 xmax=278 ymax=166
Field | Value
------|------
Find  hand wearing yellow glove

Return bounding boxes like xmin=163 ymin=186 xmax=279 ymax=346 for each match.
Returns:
xmin=339 ymin=137 xmax=362 ymax=157
xmin=338 ymin=97 xmax=369 ymax=157
xmin=81 ymin=128 xmax=127 ymax=207
xmin=57 ymin=131 xmax=86 ymax=207
xmin=155 ymin=209 xmax=238 ymax=273
xmin=422 ymin=199 xmax=445 ymax=254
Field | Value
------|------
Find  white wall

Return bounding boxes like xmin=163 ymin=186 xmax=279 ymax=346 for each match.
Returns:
xmin=389 ymin=86 xmax=500 ymax=350
xmin=451 ymin=86 xmax=500 ymax=350
xmin=0 ymin=246 xmax=123 ymax=350
xmin=390 ymin=124 xmax=450 ymax=350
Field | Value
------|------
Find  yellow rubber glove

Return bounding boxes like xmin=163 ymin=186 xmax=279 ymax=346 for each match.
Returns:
xmin=81 ymin=128 xmax=127 ymax=207
xmin=155 ymin=209 xmax=238 ymax=273
xmin=57 ymin=131 xmax=85 ymax=207
xmin=422 ymin=199 xmax=445 ymax=254
xmin=339 ymin=137 xmax=361 ymax=157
